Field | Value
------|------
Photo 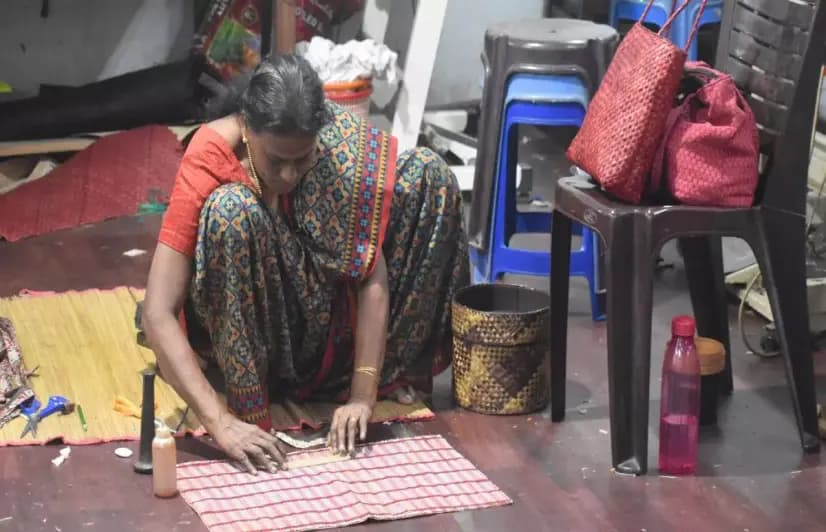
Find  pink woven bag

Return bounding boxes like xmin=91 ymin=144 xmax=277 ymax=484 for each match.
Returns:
xmin=566 ymin=0 xmax=708 ymax=204
xmin=650 ymin=62 xmax=760 ymax=207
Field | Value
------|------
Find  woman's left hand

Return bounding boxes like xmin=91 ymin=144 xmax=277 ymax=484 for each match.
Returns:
xmin=328 ymin=399 xmax=373 ymax=454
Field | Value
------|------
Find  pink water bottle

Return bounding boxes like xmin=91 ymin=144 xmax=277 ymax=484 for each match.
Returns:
xmin=658 ymin=315 xmax=701 ymax=475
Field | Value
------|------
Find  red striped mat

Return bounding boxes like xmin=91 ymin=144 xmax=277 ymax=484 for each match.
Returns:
xmin=177 ymin=434 xmax=512 ymax=532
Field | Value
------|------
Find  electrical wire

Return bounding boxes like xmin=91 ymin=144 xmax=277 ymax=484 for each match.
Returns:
xmin=738 ymin=170 xmax=826 ymax=359
xmin=806 ymin=169 xmax=826 ymax=258
xmin=737 ymin=271 xmax=779 ymax=358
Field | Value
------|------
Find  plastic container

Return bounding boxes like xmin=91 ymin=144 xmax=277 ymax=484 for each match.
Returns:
xmin=152 ymin=424 xmax=178 ymax=498
xmin=323 ymin=79 xmax=373 ymax=120
xmin=658 ymin=316 xmax=701 ymax=475
xmin=696 ymin=336 xmax=726 ymax=426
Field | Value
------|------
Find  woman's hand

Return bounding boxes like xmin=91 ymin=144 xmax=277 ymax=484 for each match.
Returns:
xmin=210 ymin=412 xmax=284 ymax=475
xmin=328 ymin=399 xmax=373 ymax=454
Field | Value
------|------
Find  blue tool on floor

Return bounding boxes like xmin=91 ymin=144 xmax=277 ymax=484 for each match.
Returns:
xmin=469 ymin=74 xmax=605 ymax=320
xmin=19 ymin=397 xmax=41 ymax=438
xmin=20 ymin=395 xmax=74 ymax=439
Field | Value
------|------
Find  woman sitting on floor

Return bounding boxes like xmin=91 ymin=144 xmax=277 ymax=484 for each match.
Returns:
xmin=141 ymin=54 xmax=468 ymax=473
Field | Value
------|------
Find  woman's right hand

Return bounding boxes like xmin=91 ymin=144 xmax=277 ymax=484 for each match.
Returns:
xmin=210 ymin=412 xmax=284 ymax=475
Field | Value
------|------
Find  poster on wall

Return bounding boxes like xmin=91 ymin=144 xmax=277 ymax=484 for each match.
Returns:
xmin=194 ymin=0 xmax=364 ymax=80
xmin=194 ymin=0 xmax=268 ymax=80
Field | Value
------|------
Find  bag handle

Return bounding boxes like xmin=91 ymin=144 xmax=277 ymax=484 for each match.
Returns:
xmin=640 ymin=0 xmax=709 ymax=52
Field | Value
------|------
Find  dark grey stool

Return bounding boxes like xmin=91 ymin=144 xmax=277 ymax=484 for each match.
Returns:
xmin=547 ymin=0 xmax=612 ymax=22
xmin=467 ymin=18 xmax=619 ymax=253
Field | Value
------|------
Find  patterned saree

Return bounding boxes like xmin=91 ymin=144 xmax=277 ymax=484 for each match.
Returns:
xmin=189 ymin=104 xmax=468 ymax=428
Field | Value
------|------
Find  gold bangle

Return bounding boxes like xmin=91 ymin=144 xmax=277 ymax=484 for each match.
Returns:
xmin=354 ymin=366 xmax=378 ymax=378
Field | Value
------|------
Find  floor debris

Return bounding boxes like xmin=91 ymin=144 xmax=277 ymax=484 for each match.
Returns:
xmin=114 ymin=447 xmax=133 ymax=459
xmin=51 ymin=447 xmax=71 ymax=467
xmin=122 ymin=249 xmax=147 ymax=257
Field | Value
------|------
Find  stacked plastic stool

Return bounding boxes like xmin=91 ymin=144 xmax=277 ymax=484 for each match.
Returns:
xmin=609 ymin=0 xmax=724 ymax=61
xmin=467 ymin=19 xmax=618 ymax=321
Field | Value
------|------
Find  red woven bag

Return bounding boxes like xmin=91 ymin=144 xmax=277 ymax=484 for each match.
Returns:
xmin=650 ymin=62 xmax=760 ymax=207
xmin=566 ymin=0 xmax=708 ymax=204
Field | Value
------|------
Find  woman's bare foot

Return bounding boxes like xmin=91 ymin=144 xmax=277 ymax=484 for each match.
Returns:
xmin=393 ymin=385 xmax=418 ymax=405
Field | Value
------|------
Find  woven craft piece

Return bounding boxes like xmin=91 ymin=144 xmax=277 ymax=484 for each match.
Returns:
xmin=451 ymin=285 xmax=549 ymax=415
xmin=567 ymin=0 xmax=708 ymax=204
xmin=177 ymin=434 xmax=513 ymax=532
xmin=651 ymin=62 xmax=760 ymax=207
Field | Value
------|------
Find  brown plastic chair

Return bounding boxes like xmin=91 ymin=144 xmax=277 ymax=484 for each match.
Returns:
xmin=549 ymin=0 xmax=826 ymax=475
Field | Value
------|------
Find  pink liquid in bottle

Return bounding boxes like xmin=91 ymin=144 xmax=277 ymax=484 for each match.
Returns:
xmin=658 ymin=316 xmax=701 ymax=475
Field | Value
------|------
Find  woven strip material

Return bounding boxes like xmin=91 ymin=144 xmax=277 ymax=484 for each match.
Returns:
xmin=567 ymin=0 xmax=708 ymax=204
xmin=177 ymin=434 xmax=512 ymax=532
xmin=0 ymin=287 xmax=433 ymax=446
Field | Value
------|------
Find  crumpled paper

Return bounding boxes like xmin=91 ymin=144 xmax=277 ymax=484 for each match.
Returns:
xmin=0 ymin=317 xmax=35 ymax=429
xmin=296 ymin=37 xmax=399 ymax=84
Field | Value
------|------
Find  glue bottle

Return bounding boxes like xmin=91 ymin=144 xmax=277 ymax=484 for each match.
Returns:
xmin=152 ymin=423 xmax=177 ymax=498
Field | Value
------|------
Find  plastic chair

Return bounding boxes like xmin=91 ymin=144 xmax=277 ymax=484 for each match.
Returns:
xmin=610 ymin=0 xmax=724 ymax=60
xmin=467 ymin=18 xmax=619 ymax=279
xmin=470 ymin=74 xmax=605 ymax=321
xmin=550 ymin=0 xmax=825 ymax=475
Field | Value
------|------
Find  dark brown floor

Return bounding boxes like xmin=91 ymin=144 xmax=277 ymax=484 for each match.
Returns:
xmin=2 ymin=214 xmax=826 ymax=532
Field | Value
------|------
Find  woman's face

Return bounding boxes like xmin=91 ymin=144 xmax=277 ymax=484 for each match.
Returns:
xmin=246 ymin=128 xmax=319 ymax=195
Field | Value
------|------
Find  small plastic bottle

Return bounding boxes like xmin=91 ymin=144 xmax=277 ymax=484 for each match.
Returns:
xmin=658 ymin=316 xmax=701 ymax=475
xmin=152 ymin=424 xmax=178 ymax=498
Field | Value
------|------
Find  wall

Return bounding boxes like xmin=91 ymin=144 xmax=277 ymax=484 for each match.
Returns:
xmin=354 ymin=0 xmax=544 ymax=111
xmin=0 ymin=0 xmax=193 ymax=99
xmin=427 ymin=0 xmax=544 ymax=107
xmin=1 ymin=0 xmax=544 ymax=108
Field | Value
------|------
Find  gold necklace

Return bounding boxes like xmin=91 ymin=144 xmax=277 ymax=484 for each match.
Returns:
xmin=241 ymin=132 xmax=263 ymax=196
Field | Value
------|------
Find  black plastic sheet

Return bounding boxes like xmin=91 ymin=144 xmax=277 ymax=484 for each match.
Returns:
xmin=0 ymin=59 xmax=209 ymax=141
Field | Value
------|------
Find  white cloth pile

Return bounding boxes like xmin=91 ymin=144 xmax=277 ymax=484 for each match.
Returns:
xmin=296 ymin=37 xmax=399 ymax=84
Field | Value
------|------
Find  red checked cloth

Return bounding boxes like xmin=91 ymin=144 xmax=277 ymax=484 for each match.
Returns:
xmin=177 ymin=435 xmax=512 ymax=532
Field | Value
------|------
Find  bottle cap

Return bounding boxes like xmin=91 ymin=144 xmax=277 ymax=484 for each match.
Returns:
xmin=671 ymin=315 xmax=696 ymax=337
xmin=155 ymin=423 xmax=172 ymax=439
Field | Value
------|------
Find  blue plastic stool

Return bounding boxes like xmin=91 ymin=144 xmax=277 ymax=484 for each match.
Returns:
xmin=609 ymin=0 xmax=724 ymax=61
xmin=469 ymin=74 xmax=605 ymax=321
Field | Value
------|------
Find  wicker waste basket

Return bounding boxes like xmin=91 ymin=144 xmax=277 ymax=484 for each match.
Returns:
xmin=451 ymin=283 xmax=550 ymax=415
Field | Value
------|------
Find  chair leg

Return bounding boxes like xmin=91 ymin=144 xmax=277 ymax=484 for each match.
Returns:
xmin=605 ymin=220 xmax=655 ymax=475
xmin=750 ymin=209 xmax=820 ymax=453
xmin=550 ymin=212 xmax=573 ymax=422
xmin=679 ymin=236 xmax=733 ymax=394
xmin=469 ymin=247 xmax=491 ymax=284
